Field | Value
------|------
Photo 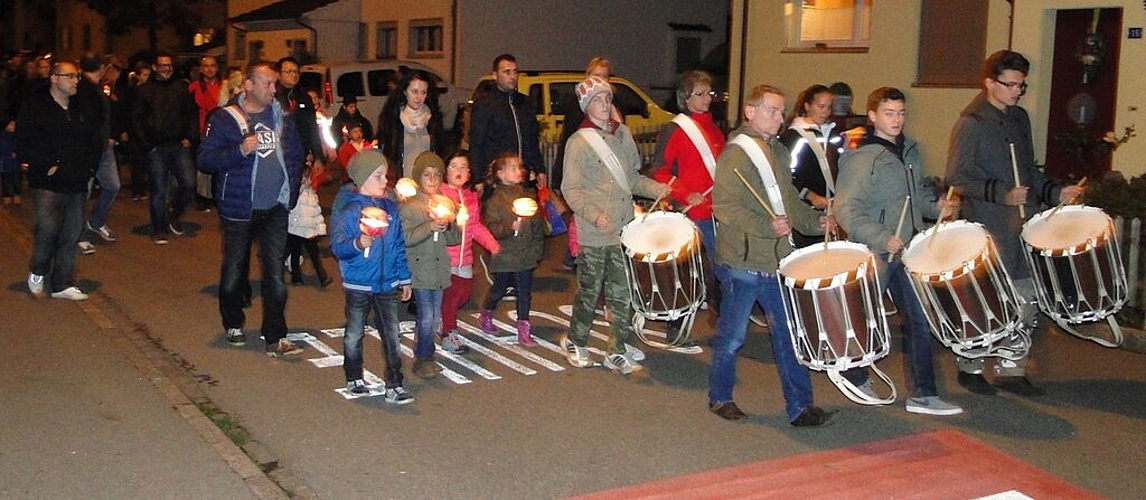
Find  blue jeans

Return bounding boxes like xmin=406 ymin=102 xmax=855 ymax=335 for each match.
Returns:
xmin=29 ymin=189 xmax=85 ymax=293
xmin=709 ymin=264 xmax=814 ymax=422
xmin=483 ymin=269 xmax=534 ymax=320
xmin=218 ymin=205 xmax=290 ymax=344
xmin=694 ymin=217 xmax=716 ymax=264
xmin=343 ymin=289 xmax=404 ymax=386
xmin=413 ymin=288 xmax=444 ymax=360
xmin=147 ymin=145 xmax=194 ymax=235
xmin=88 ymin=143 xmax=121 ymax=229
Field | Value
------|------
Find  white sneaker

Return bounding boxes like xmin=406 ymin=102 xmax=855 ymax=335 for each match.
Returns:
xmin=78 ymin=241 xmax=96 ymax=255
xmin=50 ymin=286 xmax=89 ymax=301
xmin=624 ymin=343 xmax=646 ymax=362
xmin=563 ymin=337 xmax=594 ymax=368
xmin=604 ymin=353 xmax=643 ymax=375
xmin=27 ymin=273 xmax=44 ymax=295
xmin=86 ymin=221 xmax=116 ymax=241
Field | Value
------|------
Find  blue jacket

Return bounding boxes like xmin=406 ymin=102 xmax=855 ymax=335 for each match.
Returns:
xmin=197 ymin=95 xmax=303 ymax=221
xmin=331 ymin=191 xmax=412 ymax=294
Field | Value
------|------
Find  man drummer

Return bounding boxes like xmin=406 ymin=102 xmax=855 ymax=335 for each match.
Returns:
xmin=946 ymin=50 xmax=1084 ymax=397
xmin=835 ymin=87 xmax=963 ymax=416
xmin=707 ymin=84 xmax=834 ymax=426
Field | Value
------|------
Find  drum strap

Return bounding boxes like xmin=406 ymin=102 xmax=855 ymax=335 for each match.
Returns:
xmin=730 ymin=135 xmax=786 ymax=217
xmin=794 ymin=128 xmax=835 ymax=196
xmin=577 ymin=129 xmax=632 ymax=196
xmin=671 ymin=114 xmax=716 ymax=180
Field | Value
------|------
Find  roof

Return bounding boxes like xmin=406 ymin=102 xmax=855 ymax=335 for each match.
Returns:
xmin=229 ymin=0 xmax=339 ymax=23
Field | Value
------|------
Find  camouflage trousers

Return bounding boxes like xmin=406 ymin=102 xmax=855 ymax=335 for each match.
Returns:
xmin=568 ymin=244 xmax=633 ymax=355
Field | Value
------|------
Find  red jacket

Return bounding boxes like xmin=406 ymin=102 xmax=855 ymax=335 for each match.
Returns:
xmin=188 ymin=78 xmax=221 ymax=135
xmin=650 ymin=112 xmax=724 ymax=220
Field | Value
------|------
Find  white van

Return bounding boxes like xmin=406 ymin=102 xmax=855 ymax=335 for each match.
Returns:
xmin=300 ymin=61 xmax=469 ymax=132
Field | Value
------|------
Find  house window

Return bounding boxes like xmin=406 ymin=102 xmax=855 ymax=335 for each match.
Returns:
xmin=235 ymin=31 xmax=247 ymax=59
xmin=676 ymin=37 xmax=701 ymax=72
xmin=784 ymin=0 xmax=871 ymax=50
xmin=287 ymin=38 xmax=308 ymax=59
xmin=916 ymin=0 xmax=987 ymax=87
xmin=357 ymin=23 xmax=368 ymax=60
xmin=193 ymin=28 xmax=215 ymax=47
xmin=248 ymin=40 xmax=264 ymax=63
xmin=61 ymin=26 xmax=72 ymax=52
xmin=376 ymin=21 xmax=397 ymax=59
xmin=82 ymin=24 xmax=91 ymax=50
xmin=408 ymin=18 xmax=444 ymax=58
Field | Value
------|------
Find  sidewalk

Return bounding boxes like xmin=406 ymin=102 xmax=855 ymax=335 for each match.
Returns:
xmin=0 ymin=209 xmax=277 ymax=499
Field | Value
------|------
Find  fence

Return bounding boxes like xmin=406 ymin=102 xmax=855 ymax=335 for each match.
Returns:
xmin=1113 ymin=216 xmax=1145 ymax=329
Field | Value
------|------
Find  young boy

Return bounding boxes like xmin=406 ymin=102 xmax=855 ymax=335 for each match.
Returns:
xmin=330 ymin=150 xmax=414 ymax=403
xmin=834 ymin=87 xmax=961 ymax=416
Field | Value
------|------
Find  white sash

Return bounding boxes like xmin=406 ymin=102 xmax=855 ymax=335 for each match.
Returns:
xmin=730 ymin=134 xmax=786 ymax=217
xmin=577 ymin=128 xmax=631 ymax=196
xmin=794 ymin=127 xmax=835 ymax=196
xmin=671 ymin=114 xmax=716 ymax=179
xmin=223 ymin=105 xmax=250 ymax=135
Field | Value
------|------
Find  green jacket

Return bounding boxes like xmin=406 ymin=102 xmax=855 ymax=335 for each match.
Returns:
xmin=482 ymin=183 xmax=546 ymax=272
xmin=399 ymin=192 xmax=461 ymax=289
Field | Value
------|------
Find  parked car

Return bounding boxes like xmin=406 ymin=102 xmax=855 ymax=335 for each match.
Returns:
xmin=300 ymin=61 xmax=469 ymax=133
xmin=460 ymin=71 xmax=675 ymax=147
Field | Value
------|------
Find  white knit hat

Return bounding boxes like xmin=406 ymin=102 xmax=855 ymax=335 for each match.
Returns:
xmin=576 ymin=76 xmax=613 ymax=112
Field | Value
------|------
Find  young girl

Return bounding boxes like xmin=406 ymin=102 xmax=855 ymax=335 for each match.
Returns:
xmin=399 ymin=151 xmax=460 ymax=378
xmin=439 ymin=151 xmax=500 ymax=354
xmin=478 ymin=153 xmax=546 ymax=346
xmin=287 ymin=167 xmax=332 ymax=287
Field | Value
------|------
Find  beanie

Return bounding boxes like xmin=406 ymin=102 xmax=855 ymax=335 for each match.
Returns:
xmin=411 ymin=151 xmax=445 ymax=182
xmin=347 ymin=150 xmax=387 ymax=187
xmin=576 ymin=75 xmax=612 ymax=112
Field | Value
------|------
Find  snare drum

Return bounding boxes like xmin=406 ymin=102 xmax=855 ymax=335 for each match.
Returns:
xmin=1022 ymin=205 xmax=1126 ymax=345
xmin=902 ymin=221 xmax=1029 ymax=360
xmin=620 ymin=211 xmax=705 ymax=322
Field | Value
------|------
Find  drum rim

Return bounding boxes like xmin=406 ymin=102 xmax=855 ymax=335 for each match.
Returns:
xmin=779 ymin=241 xmax=875 ymax=289
xmin=1022 ymin=204 xmax=1112 ymax=254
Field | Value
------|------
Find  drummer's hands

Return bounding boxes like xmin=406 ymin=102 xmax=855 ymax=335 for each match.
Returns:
xmin=937 ymin=197 xmax=960 ymax=221
xmin=1004 ymin=186 xmax=1029 ymax=206
xmin=807 ymin=192 xmax=830 ymax=210
xmin=820 ymin=215 xmax=837 ymax=235
xmin=1060 ymin=185 xmax=1085 ymax=205
xmin=595 ymin=214 xmax=613 ymax=232
xmin=771 ymin=215 xmax=791 ymax=237
xmin=685 ymin=192 xmax=705 ymax=207
xmin=656 ymin=183 xmax=672 ymax=199
xmin=885 ymin=235 xmax=904 ymax=254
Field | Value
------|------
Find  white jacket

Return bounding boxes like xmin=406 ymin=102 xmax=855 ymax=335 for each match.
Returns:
xmin=288 ymin=184 xmax=327 ymax=238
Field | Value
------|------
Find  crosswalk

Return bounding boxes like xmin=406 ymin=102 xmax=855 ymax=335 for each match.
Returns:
xmin=284 ymin=304 xmax=704 ymax=399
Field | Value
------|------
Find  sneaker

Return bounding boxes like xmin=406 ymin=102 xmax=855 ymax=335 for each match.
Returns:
xmin=749 ymin=315 xmax=768 ymax=328
xmin=346 ymin=379 xmax=370 ymax=396
xmin=264 ymin=338 xmax=304 ymax=358
xmin=78 ymin=241 xmax=96 ymax=255
xmin=957 ymin=371 xmax=997 ymax=396
xmin=439 ymin=331 xmax=470 ymax=354
xmin=50 ymin=286 xmax=89 ymax=301
xmin=791 ymin=406 xmax=837 ymax=427
xmin=855 ymin=379 xmax=880 ymax=400
xmin=86 ymin=221 xmax=116 ymax=241
xmin=384 ymin=386 xmax=414 ymax=405
xmin=27 ymin=273 xmax=44 ymax=296
xmin=225 ymin=328 xmax=246 ymax=346
xmin=993 ymin=376 xmax=1046 ymax=397
xmin=152 ymin=235 xmax=169 ymax=245
xmin=709 ymin=401 xmax=747 ymax=421
xmin=624 ymin=343 xmax=646 ymax=362
xmin=168 ymin=221 xmax=185 ymax=236
xmin=604 ymin=353 xmax=643 ymax=375
xmin=413 ymin=359 xmax=439 ymax=379
xmin=905 ymin=396 xmax=963 ymax=416
xmin=563 ymin=338 xmax=594 ymax=368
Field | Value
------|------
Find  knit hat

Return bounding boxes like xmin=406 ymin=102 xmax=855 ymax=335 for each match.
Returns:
xmin=347 ymin=150 xmax=387 ymax=187
xmin=576 ymin=75 xmax=612 ymax=112
xmin=411 ymin=151 xmax=445 ymax=181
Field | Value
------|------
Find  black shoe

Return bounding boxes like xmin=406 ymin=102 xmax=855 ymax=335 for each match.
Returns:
xmin=994 ymin=376 xmax=1046 ymax=397
xmin=790 ymin=406 xmax=837 ymax=427
xmin=319 ymin=276 xmax=333 ymax=288
xmin=709 ymin=401 xmax=747 ymax=421
xmin=169 ymin=221 xmax=185 ymax=236
xmin=291 ymin=276 xmax=304 ymax=286
xmin=958 ymin=371 xmax=998 ymax=396
xmin=241 ymin=295 xmax=253 ymax=309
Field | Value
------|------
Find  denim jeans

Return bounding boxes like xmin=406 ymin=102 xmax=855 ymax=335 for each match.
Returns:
xmin=88 ymin=143 xmax=121 ymax=229
xmin=218 ymin=205 xmax=290 ymax=344
xmin=483 ymin=270 xmax=534 ymax=321
xmin=413 ymin=288 xmax=444 ymax=360
xmin=569 ymin=245 xmax=634 ymax=355
xmin=344 ymin=289 xmax=404 ymax=386
xmin=147 ymin=145 xmax=195 ymax=235
xmin=29 ymin=189 xmax=85 ymax=293
xmin=708 ymin=264 xmax=814 ymax=423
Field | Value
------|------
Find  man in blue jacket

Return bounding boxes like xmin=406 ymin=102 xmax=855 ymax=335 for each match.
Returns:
xmin=198 ymin=63 xmax=305 ymax=358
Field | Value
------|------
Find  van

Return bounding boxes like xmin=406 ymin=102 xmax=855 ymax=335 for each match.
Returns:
xmin=300 ymin=61 xmax=469 ymax=133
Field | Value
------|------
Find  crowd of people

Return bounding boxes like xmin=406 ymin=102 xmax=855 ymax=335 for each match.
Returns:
xmin=3 ymin=48 xmax=1083 ymax=423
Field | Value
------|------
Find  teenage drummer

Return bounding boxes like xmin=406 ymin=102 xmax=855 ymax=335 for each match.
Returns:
xmin=835 ymin=87 xmax=963 ymax=416
xmin=946 ymin=50 xmax=1085 ymax=397
xmin=707 ymin=84 xmax=834 ymax=426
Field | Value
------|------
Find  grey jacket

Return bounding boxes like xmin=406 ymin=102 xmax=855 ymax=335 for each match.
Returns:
xmin=399 ymin=192 xmax=461 ymax=289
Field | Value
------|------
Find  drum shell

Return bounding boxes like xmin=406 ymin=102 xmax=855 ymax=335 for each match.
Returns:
xmin=620 ymin=212 xmax=705 ymax=319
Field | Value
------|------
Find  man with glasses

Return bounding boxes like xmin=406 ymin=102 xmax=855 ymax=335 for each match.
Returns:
xmin=131 ymin=51 xmax=197 ymax=245
xmin=274 ymin=57 xmax=326 ymax=182
xmin=946 ymin=50 xmax=1084 ymax=397
xmin=18 ymin=61 xmax=101 ymax=300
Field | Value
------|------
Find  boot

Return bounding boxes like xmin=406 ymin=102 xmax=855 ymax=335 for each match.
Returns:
xmin=479 ymin=309 xmax=496 ymax=334
xmin=517 ymin=320 xmax=538 ymax=347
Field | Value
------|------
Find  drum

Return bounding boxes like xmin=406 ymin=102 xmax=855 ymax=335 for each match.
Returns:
xmin=779 ymin=241 xmax=895 ymax=405
xmin=620 ymin=211 xmax=705 ymax=322
xmin=1022 ymin=205 xmax=1126 ymax=346
xmin=902 ymin=220 xmax=1029 ymax=360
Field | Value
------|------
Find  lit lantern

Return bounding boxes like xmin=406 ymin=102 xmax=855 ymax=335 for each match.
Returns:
xmin=395 ymin=178 xmax=419 ymax=200
xmin=512 ymin=197 xmax=538 ymax=236
xmin=359 ymin=207 xmax=389 ymax=237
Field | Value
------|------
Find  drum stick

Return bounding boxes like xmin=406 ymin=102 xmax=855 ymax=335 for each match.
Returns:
xmin=888 ymin=195 xmax=910 ymax=263
xmin=643 ymin=176 xmax=676 ymax=222
xmin=1010 ymin=143 xmax=1025 ymax=218
xmin=1047 ymin=177 xmax=1087 ymax=218
xmin=733 ymin=169 xmax=777 ymax=219
xmin=927 ymin=186 xmax=957 ymax=249
xmin=823 ymin=197 xmax=833 ymax=248
xmin=680 ymin=186 xmax=714 ymax=214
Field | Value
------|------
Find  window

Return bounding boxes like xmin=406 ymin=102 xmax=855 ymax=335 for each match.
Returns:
xmin=613 ymin=83 xmax=648 ymax=117
xmin=337 ymin=71 xmax=364 ymax=98
xmin=82 ymin=24 xmax=91 ymax=50
xmin=676 ymin=37 xmax=701 ymax=72
xmin=357 ymin=23 xmax=369 ymax=60
xmin=248 ymin=40 xmax=264 ymax=63
xmin=193 ymin=28 xmax=215 ymax=47
xmin=61 ymin=26 xmax=72 ymax=52
xmin=235 ymin=31 xmax=247 ymax=59
xmin=376 ymin=22 xmax=397 ymax=59
xmin=916 ymin=0 xmax=987 ymax=87
xmin=408 ymin=18 xmax=444 ymax=58
xmin=366 ymin=69 xmax=396 ymax=96
xmin=287 ymin=38 xmax=308 ymax=59
xmin=784 ymin=0 xmax=872 ymax=50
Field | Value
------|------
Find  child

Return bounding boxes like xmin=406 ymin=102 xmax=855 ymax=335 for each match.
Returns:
xmin=337 ymin=124 xmax=371 ymax=175
xmin=478 ymin=153 xmax=546 ymax=346
xmin=287 ymin=166 xmax=332 ymax=287
xmin=440 ymin=151 xmax=500 ymax=354
xmin=0 ymin=117 xmax=21 ymax=206
xmin=399 ymin=151 xmax=460 ymax=379
xmin=330 ymin=150 xmax=414 ymax=404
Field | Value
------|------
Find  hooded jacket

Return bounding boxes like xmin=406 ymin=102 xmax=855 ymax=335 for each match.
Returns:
xmin=330 ymin=191 xmax=412 ymax=294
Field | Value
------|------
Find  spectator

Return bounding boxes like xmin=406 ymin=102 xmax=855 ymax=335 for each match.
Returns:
xmin=467 ymin=54 xmax=545 ymax=192
xmin=330 ymin=95 xmax=373 ymax=149
xmin=75 ymin=54 xmax=121 ymax=256
xmin=375 ymin=71 xmax=443 ymax=184
xmin=189 ymin=55 xmax=221 ymax=212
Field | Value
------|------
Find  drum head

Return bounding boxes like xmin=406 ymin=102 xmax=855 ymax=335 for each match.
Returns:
xmin=903 ymin=222 xmax=988 ymax=275
xmin=1023 ymin=205 xmax=1109 ymax=251
xmin=620 ymin=212 xmax=696 ymax=257
xmin=780 ymin=241 xmax=871 ymax=281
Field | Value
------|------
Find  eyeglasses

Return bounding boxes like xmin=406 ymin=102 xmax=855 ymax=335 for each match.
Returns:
xmin=52 ymin=73 xmax=80 ymax=80
xmin=280 ymin=69 xmax=299 ymax=75
xmin=691 ymin=91 xmax=716 ymax=98
xmin=994 ymin=78 xmax=1028 ymax=94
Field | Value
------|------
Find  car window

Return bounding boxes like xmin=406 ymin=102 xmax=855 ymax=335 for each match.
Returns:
xmin=528 ymin=84 xmax=544 ymax=114
xmin=366 ymin=69 xmax=397 ymax=97
xmin=299 ymin=72 xmax=322 ymax=92
xmin=469 ymin=80 xmax=498 ymax=104
xmin=336 ymin=71 xmax=364 ymax=98
xmin=550 ymin=82 xmax=577 ymax=117
xmin=612 ymin=83 xmax=646 ymax=117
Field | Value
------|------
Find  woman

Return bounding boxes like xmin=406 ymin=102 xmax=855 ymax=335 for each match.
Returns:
xmin=778 ymin=84 xmax=844 ymax=248
xmin=375 ymin=70 xmax=444 ymax=185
